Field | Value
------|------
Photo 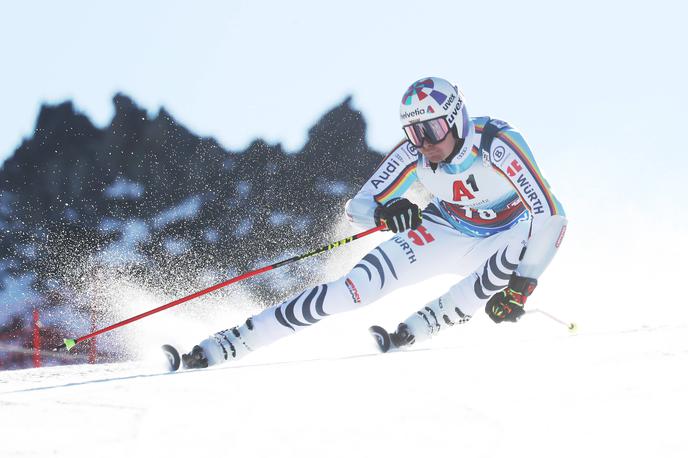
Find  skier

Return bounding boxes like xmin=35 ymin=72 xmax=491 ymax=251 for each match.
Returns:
xmin=182 ymin=76 xmax=567 ymax=368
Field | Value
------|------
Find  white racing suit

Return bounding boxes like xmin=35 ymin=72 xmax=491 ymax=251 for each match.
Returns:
xmin=199 ymin=117 xmax=567 ymax=365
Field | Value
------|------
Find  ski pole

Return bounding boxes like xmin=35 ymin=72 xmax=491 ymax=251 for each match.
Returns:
xmin=54 ymin=224 xmax=387 ymax=352
xmin=527 ymin=308 xmax=578 ymax=332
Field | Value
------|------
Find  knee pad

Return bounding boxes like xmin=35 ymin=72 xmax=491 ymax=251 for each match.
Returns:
xmin=517 ymin=215 xmax=568 ymax=278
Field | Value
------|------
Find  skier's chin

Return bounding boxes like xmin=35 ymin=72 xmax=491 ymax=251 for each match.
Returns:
xmin=422 ymin=149 xmax=445 ymax=162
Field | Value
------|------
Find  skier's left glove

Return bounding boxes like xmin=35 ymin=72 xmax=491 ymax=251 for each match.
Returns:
xmin=485 ymin=274 xmax=538 ymax=323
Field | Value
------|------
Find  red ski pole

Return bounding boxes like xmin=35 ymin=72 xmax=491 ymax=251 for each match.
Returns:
xmin=54 ymin=224 xmax=386 ymax=351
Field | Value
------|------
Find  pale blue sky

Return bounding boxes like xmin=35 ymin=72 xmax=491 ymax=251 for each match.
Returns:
xmin=2 ymin=0 xmax=686 ymax=163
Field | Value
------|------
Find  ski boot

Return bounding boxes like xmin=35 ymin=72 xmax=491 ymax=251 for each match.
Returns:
xmin=182 ymin=345 xmax=209 ymax=369
xmin=369 ymin=323 xmax=415 ymax=353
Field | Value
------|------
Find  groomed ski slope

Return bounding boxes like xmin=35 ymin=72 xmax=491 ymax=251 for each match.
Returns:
xmin=2 ymin=205 xmax=687 ymax=458
xmin=1 ymin=277 xmax=687 ymax=458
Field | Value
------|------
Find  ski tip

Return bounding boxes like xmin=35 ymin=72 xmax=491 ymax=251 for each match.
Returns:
xmin=161 ymin=344 xmax=181 ymax=372
xmin=369 ymin=325 xmax=391 ymax=353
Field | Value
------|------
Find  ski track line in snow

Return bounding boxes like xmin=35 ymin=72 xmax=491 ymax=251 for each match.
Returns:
xmin=2 ymin=323 xmax=684 ymax=396
xmin=0 ymin=345 xmax=441 ymax=395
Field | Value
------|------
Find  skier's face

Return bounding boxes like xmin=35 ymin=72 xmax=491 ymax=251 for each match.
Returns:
xmin=418 ymin=131 xmax=457 ymax=163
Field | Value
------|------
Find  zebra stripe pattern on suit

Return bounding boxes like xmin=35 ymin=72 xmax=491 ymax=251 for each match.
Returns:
xmin=473 ymin=248 xmax=519 ymax=299
xmin=275 ymin=284 xmax=329 ymax=331
xmin=352 ymin=247 xmax=398 ymax=290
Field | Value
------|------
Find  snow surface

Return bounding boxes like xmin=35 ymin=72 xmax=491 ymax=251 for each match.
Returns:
xmin=1 ymin=272 xmax=687 ymax=458
xmin=2 ymin=182 xmax=687 ymax=457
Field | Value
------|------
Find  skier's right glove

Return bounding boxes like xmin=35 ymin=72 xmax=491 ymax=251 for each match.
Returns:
xmin=374 ymin=198 xmax=422 ymax=233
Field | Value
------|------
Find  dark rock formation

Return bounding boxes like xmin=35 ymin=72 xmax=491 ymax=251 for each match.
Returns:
xmin=0 ymin=94 xmax=386 ymax=368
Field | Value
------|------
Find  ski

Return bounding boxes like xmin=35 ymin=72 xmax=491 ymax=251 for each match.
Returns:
xmin=369 ymin=325 xmax=392 ymax=353
xmin=161 ymin=344 xmax=181 ymax=372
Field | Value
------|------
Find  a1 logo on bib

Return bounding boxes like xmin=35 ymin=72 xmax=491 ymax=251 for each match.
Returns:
xmin=453 ymin=174 xmax=479 ymax=201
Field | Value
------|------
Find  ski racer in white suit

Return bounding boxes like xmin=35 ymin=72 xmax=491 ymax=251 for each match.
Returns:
xmin=182 ymin=77 xmax=568 ymax=368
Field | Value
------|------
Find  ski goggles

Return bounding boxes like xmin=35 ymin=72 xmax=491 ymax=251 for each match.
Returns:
xmin=403 ymin=117 xmax=451 ymax=148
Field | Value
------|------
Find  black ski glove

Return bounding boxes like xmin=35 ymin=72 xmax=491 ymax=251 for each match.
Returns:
xmin=486 ymin=274 xmax=537 ymax=323
xmin=374 ymin=198 xmax=422 ymax=233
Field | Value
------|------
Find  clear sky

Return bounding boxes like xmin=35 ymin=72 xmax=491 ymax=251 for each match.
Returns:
xmin=2 ymin=0 xmax=686 ymax=161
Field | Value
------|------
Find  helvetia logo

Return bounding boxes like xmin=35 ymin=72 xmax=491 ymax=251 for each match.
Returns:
xmin=401 ymin=107 xmax=426 ymax=120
